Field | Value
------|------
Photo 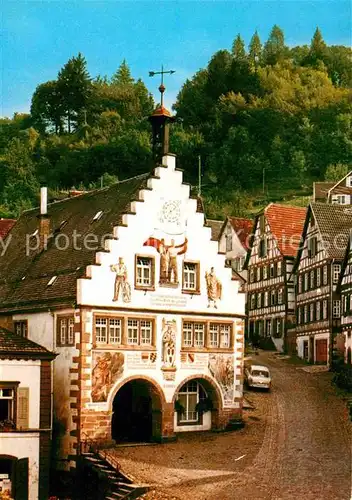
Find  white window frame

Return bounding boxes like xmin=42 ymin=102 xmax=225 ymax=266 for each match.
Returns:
xmin=310 ymin=303 xmax=315 ymax=322
xmin=183 ymin=262 xmax=198 ymax=291
xmin=277 ymin=261 xmax=282 ymax=277
xmin=316 ymin=301 xmax=321 ymax=321
xmin=304 ymin=305 xmax=308 ymax=323
xmin=333 ymin=300 xmax=341 ymax=318
xmin=0 ymin=387 xmax=15 ymax=422
xmin=323 ymin=300 xmax=328 ymax=319
xmin=257 ymin=293 xmax=262 ymax=308
xmin=278 ymin=289 xmax=283 ymax=304
xmin=323 ymin=265 xmax=328 ymax=285
xmin=304 ymin=273 xmax=309 ymax=291
xmin=182 ymin=322 xmax=193 ymax=347
xmin=109 ymin=318 xmax=122 ymax=344
xmin=178 ymin=381 xmax=206 ymax=424
xmin=136 ymin=256 xmax=153 ymax=287
xmin=316 ymin=268 xmax=321 ymax=287
xmin=333 ymin=264 xmax=341 ymax=284
xmin=264 ymin=291 xmax=269 ymax=307
xmin=263 ymin=266 xmax=268 ymax=280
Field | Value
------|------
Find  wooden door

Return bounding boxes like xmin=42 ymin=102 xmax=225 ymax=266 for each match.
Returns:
xmin=315 ymin=339 xmax=328 ymax=363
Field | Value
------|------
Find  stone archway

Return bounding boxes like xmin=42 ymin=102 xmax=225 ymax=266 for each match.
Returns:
xmin=173 ymin=375 xmax=223 ymax=431
xmin=110 ymin=376 xmax=166 ymax=443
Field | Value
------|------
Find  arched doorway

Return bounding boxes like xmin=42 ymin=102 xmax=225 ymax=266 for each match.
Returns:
xmin=173 ymin=376 xmax=222 ymax=431
xmin=111 ymin=378 xmax=163 ymax=443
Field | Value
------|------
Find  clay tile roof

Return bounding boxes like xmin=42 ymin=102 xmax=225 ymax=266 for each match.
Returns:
xmin=0 ymin=219 xmax=16 ymax=239
xmin=206 ymin=219 xmax=223 ymax=241
xmin=228 ymin=217 xmax=253 ymax=250
xmin=0 ymin=174 xmax=150 ymax=311
xmin=311 ymin=203 xmax=352 ymax=260
xmin=0 ymin=327 xmax=55 ymax=359
xmin=265 ymin=204 xmax=306 ymax=258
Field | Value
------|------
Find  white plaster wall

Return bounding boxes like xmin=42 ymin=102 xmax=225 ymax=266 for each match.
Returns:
xmin=77 ymin=155 xmax=245 ymax=318
xmin=296 ymin=333 xmax=329 ymax=363
xmin=0 ymin=360 xmax=41 ymax=428
xmin=0 ymin=433 xmax=39 ymax=500
xmin=296 ymin=337 xmax=305 ymax=359
xmin=14 ymin=311 xmax=54 ymax=351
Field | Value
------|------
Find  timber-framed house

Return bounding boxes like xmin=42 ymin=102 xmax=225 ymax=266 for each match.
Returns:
xmin=294 ymin=203 xmax=352 ymax=364
xmin=244 ymin=204 xmax=306 ymax=352
xmin=337 ymin=230 xmax=352 ymax=364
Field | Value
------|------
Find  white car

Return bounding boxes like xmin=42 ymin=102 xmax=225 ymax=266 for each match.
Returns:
xmin=245 ymin=364 xmax=272 ymax=391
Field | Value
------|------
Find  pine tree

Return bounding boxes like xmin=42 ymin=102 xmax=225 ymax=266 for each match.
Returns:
xmin=248 ymin=31 xmax=262 ymax=67
xmin=309 ymin=27 xmax=327 ymax=63
xmin=111 ymin=60 xmax=134 ymax=86
xmin=232 ymin=34 xmax=246 ymax=60
xmin=57 ymin=53 xmax=92 ymax=133
xmin=263 ymin=25 xmax=287 ymax=65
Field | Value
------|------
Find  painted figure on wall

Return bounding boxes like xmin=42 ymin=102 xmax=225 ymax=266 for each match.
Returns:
xmin=161 ymin=319 xmax=176 ymax=368
xmin=92 ymin=351 xmax=124 ymax=402
xmin=143 ymin=237 xmax=187 ymax=285
xmin=205 ymin=267 xmax=222 ymax=308
xmin=208 ymin=354 xmax=234 ymax=405
xmin=111 ymin=257 xmax=131 ymax=302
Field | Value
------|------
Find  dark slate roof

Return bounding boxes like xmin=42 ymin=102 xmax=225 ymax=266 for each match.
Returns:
xmin=0 ymin=219 xmax=16 ymax=239
xmin=0 ymin=327 xmax=56 ymax=359
xmin=0 ymin=174 xmax=150 ymax=310
xmin=311 ymin=203 xmax=352 ymax=260
xmin=206 ymin=219 xmax=223 ymax=241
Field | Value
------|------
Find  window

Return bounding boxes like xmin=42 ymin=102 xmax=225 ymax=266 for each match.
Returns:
xmin=57 ymin=316 xmax=75 ymax=346
xmin=264 ymin=291 xmax=269 ymax=307
xmin=270 ymin=264 xmax=275 ymax=278
xmin=316 ymin=301 xmax=321 ymax=321
xmin=14 ymin=321 xmax=27 ymax=338
xmin=323 ymin=300 xmax=328 ymax=319
xmin=259 ymin=237 xmax=267 ymax=258
xmin=298 ymin=275 xmax=303 ymax=294
xmin=249 ymin=268 xmax=254 ymax=283
xmin=277 ymin=261 xmax=282 ymax=276
xmin=265 ymin=319 xmax=272 ymax=337
xmin=310 ymin=270 xmax=315 ymax=289
xmin=310 ymin=303 xmax=315 ymax=322
xmin=109 ymin=319 xmax=122 ymax=344
xmin=316 ymin=268 xmax=321 ymax=288
xmin=263 ymin=266 xmax=268 ymax=280
xmin=333 ymin=264 xmax=341 ymax=284
xmin=127 ymin=319 xmax=153 ymax=345
xmin=257 ymin=293 xmax=262 ymax=308
xmin=304 ymin=305 xmax=308 ymax=323
xmin=256 ymin=267 xmax=261 ymax=282
xmin=323 ymin=265 xmax=328 ymax=285
xmin=298 ymin=307 xmax=302 ymax=324
xmin=183 ymin=262 xmax=200 ymax=292
xmin=308 ymin=237 xmax=317 ymax=258
xmin=347 ymin=176 xmax=352 ymax=188
xmin=182 ymin=322 xmax=205 ymax=348
xmin=350 ymin=294 xmax=352 ymax=311
xmin=333 ymin=300 xmax=341 ymax=318
xmin=304 ymin=273 xmax=309 ymax=291
xmin=177 ymin=381 xmax=207 ymax=424
xmin=250 ymin=294 xmax=256 ymax=310
xmin=335 ymin=195 xmax=346 ymax=205
xmin=270 ymin=290 xmax=276 ymax=306
xmin=0 ymin=386 xmax=15 ymax=422
xmin=208 ymin=323 xmax=232 ymax=348
xmin=278 ymin=289 xmax=283 ymax=304
xmin=135 ymin=256 xmax=154 ymax=289
xmin=275 ymin=318 xmax=282 ymax=337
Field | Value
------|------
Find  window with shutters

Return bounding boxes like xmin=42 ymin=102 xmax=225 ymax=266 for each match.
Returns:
xmin=135 ymin=255 xmax=155 ymax=289
xmin=14 ymin=321 xmax=28 ymax=338
xmin=182 ymin=261 xmax=200 ymax=293
xmin=57 ymin=316 xmax=75 ymax=346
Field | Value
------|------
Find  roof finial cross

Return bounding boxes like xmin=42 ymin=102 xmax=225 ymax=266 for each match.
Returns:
xmin=149 ymin=65 xmax=175 ymax=107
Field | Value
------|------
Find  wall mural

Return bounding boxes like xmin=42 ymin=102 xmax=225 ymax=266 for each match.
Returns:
xmin=111 ymin=257 xmax=131 ymax=302
xmin=161 ymin=318 xmax=177 ymax=380
xmin=91 ymin=351 xmax=124 ymax=402
xmin=143 ymin=237 xmax=187 ymax=285
xmin=205 ymin=267 xmax=222 ymax=308
xmin=208 ymin=354 xmax=234 ymax=406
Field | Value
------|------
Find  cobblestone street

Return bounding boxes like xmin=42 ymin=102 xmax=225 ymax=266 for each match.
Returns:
xmin=111 ymin=352 xmax=351 ymax=500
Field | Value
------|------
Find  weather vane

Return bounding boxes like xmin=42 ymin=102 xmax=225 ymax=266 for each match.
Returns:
xmin=149 ymin=65 xmax=175 ymax=107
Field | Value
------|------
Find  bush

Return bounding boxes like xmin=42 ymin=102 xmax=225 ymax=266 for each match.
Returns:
xmin=332 ymin=364 xmax=352 ymax=392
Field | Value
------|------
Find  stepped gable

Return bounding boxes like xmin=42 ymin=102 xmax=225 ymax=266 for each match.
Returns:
xmin=0 ymin=174 xmax=150 ymax=310
xmin=0 ymin=219 xmax=16 ymax=239
xmin=264 ymin=204 xmax=306 ymax=258
xmin=228 ymin=217 xmax=253 ymax=250
xmin=0 ymin=327 xmax=55 ymax=359
xmin=311 ymin=203 xmax=352 ymax=260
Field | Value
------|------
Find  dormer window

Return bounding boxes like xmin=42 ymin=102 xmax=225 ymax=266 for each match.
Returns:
xmin=93 ymin=210 xmax=103 ymax=222
xmin=347 ymin=176 xmax=352 ymax=187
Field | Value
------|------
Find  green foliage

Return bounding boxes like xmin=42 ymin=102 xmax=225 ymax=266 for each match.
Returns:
xmin=263 ymin=25 xmax=287 ymax=65
xmin=324 ymin=163 xmax=351 ymax=181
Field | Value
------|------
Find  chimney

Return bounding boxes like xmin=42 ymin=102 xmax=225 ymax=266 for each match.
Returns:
xmin=38 ymin=187 xmax=50 ymax=251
